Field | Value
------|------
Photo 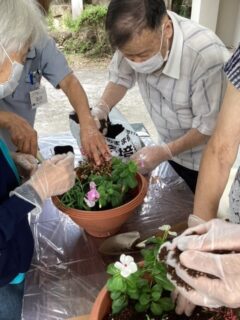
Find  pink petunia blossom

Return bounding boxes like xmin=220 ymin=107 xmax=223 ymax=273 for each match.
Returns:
xmin=84 ymin=182 xmax=100 ymax=208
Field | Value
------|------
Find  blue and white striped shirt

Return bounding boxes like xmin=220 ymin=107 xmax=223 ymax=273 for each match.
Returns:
xmin=224 ymin=46 xmax=240 ymax=90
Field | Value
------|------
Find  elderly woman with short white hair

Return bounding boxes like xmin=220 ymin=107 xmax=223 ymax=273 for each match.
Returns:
xmin=0 ymin=1 xmax=76 ymax=319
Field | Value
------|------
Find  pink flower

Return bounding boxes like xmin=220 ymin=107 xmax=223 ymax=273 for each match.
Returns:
xmin=84 ymin=182 xmax=100 ymax=208
xmin=87 ymin=188 xmax=100 ymax=201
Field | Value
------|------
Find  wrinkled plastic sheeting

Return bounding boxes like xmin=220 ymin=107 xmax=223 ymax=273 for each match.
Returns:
xmin=22 ymin=126 xmax=193 ymax=320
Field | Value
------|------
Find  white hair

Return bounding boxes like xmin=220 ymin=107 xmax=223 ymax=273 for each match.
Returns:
xmin=0 ymin=0 xmax=47 ymax=64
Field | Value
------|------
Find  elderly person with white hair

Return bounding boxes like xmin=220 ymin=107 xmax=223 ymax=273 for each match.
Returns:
xmin=0 ymin=1 xmax=76 ymax=319
xmin=0 ymin=1 xmax=110 ymax=166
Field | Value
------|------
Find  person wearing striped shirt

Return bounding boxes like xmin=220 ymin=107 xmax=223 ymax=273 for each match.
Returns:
xmin=193 ymin=45 xmax=240 ymax=224
xmin=91 ymin=0 xmax=230 ymax=194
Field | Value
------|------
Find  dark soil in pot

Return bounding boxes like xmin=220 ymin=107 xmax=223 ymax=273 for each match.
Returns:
xmin=104 ymin=305 xmax=238 ymax=320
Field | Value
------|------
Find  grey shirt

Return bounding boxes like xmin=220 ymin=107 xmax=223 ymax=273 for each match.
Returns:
xmin=109 ymin=11 xmax=230 ymax=170
xmin=0 ymin=35 xmax=72 ymax=151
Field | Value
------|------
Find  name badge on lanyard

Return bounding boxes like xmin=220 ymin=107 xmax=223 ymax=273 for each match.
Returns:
xmin=28 ymin=70 xmax=48 ymax=109
xmin=30 ymin=86 xmax=48 ymax=109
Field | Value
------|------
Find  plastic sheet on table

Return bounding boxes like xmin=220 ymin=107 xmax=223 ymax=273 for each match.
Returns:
xmin=22 ymin=126 xmax=193 ymax=320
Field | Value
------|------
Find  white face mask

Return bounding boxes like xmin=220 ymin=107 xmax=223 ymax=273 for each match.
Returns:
xmin=125 ymin=24 xmax=169 ymax=74
xmin=0 ymin=44 xmax=24 ymax=99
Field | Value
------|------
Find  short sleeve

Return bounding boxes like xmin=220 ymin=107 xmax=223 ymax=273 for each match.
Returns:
xmin=191 ymin=50 xmax=228 ymax=135
xmin=224 ymin=46 xmax=240 ymax=90
xmin=40 ymin=37 xmax=72 ymax=88
xmin=108 ymin=50 xmax=136 ymax=89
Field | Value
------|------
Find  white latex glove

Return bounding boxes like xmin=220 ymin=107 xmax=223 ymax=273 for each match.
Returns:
xmin=130 ymin=144 xmax=173 ymax=175
xmin=11 ymin=152 xmax=38 ymax=177
xmin=166 ymin=214 xmax=206 ymax=316
xmin=91 ymin=100 xmax=110 ymax=130
xmin=28 ymin=152 xmax=76 ymax=202
xmin=167 ymin=219 xmax=240 ymax=309
xmin=159 ymin=242 xmax=196 ymax=316
xmin=174 ymin=218 xmax=240 ymax=252
xmin=187 ymin=214 xmax=206 ymax=228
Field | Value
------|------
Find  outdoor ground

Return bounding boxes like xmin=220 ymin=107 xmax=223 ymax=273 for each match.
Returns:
xmin=35 ymin=54 xmax=158 ymax=142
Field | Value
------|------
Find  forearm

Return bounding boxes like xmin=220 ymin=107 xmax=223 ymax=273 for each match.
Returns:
xmin=194 ymin=82 xmax=240 ymax=220
xmin=100 ymin=81 xmax=128 ymax=109
xmin=168 ymin=128 xmax=209 ymax=157
xmin=60 ymin=74 xmax=92 ymax=125
xmin=193 ymin=134 xmax=238 ymax=220
xmin=0 ymin=111 xmax=14 ymax=129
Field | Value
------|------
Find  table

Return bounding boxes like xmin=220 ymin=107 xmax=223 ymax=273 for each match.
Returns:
xmin=22 ymin=130 xmax=193 ymax=320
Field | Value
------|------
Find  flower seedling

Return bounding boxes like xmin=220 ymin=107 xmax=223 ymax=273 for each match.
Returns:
xmin=60 ymin=157 xmax=138 ymax=211
xmin=106 ymin=225 xmax=176 ymax=318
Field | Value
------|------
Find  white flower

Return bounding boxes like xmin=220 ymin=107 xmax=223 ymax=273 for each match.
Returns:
xmin=84 ymin=197 xmax=96 ymax=208
xmin=114 ymin=254 xmax=138 ymax=278
xmin=169 ymin=230 xmax=177 ymax=236
xmin=159 ymin=224 xmax=171 ymax=231
xmin=159 ymin=224 xmax=177 ymax=237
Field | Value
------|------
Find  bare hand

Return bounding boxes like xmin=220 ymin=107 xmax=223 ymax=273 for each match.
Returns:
xmin=3 ymin=112 xmax=38 ymax=156
xmin=80 ymin=120 xmax=111 ymax=165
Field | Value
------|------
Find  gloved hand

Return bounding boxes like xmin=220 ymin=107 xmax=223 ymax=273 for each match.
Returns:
xmin=159 ymin=242 xmax=196 ymax=316
xmin=11 ymin=152 xmax=38 ymax=177
xmin=171 ymin=289 xmax=196 ymax=316
xmin=130 ymin=144 xmax=173 ymax=175
xmin=27 ymin=152 xmax=76 ymax=202
xmin=173 ymin=218 xmax=240 ymax=252
xmin=91 ymin=100 xmax=110 ymax=130
xmin=168 ymin=215 xmax=206 ymax=316
xmin=166 ymin=219 xmax=240 ymax=309
xmin=187 ymin=214 xmax=206 ymax=228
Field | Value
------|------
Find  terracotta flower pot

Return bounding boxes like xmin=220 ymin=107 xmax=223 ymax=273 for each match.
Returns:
xmin=52 ymin=173 xmax=148 ymax=238
xmin=90 ymin=286 xmax=110 ymax=320
xmin=90 ymin=261 xmax=145 ymax=320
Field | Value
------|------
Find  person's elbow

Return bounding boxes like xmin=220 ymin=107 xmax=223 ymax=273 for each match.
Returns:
xmin=59 ymin=73 xmax=79 ymax=93
xmin=208 ymin=134 xmax=238 ymax=171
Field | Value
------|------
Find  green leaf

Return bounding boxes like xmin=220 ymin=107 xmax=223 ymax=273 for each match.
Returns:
xmin=141 ymin=248 xmax=155 ymax=262
xmin=112 ymin=304 xmax=124 ymax=315
xmin=139 ymin=293 xmax=151 ymax=306
xmin=135 ymin=302 xmax=148 ymax=313
xmin=151 ymin=291 xmax=161 ymax=302
xmin=127 ymin=176 xmax=137 ymax=189
xmin=136 ymin=278 xmax=149 ymax=288
xmin=114 ymin=276 xmax=127 ymax=292
xmin=120 ymin=170 xmax=129 ymax=178
xmin=128 ymin=161 xmax=137 ymax=173
xmin=154 ymin=275 xmax=174 ymax=291
xmin=159 ymin=297 xmax=175 ymax=312
xmin=110 ymin=291 xmax=122 ymax=300
xmin=126 ymin=276 xmax=138 ymax=290
xmin=113 ymin=295 xmax=127 ymax=307
xmin=107 ymin=264 xmax=118 ymax=276
xmin=106 ymin=276 xmax=127 ymax=293
xmin=111 ymin=195 xmax=122 ymax=208
xmin=150 ymin=302 xmax=163 ymax=316
xmin=127 ymin=288 xmax=139 ymax=300
xmin=152 ymin=284 xmax=162 ymax=294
